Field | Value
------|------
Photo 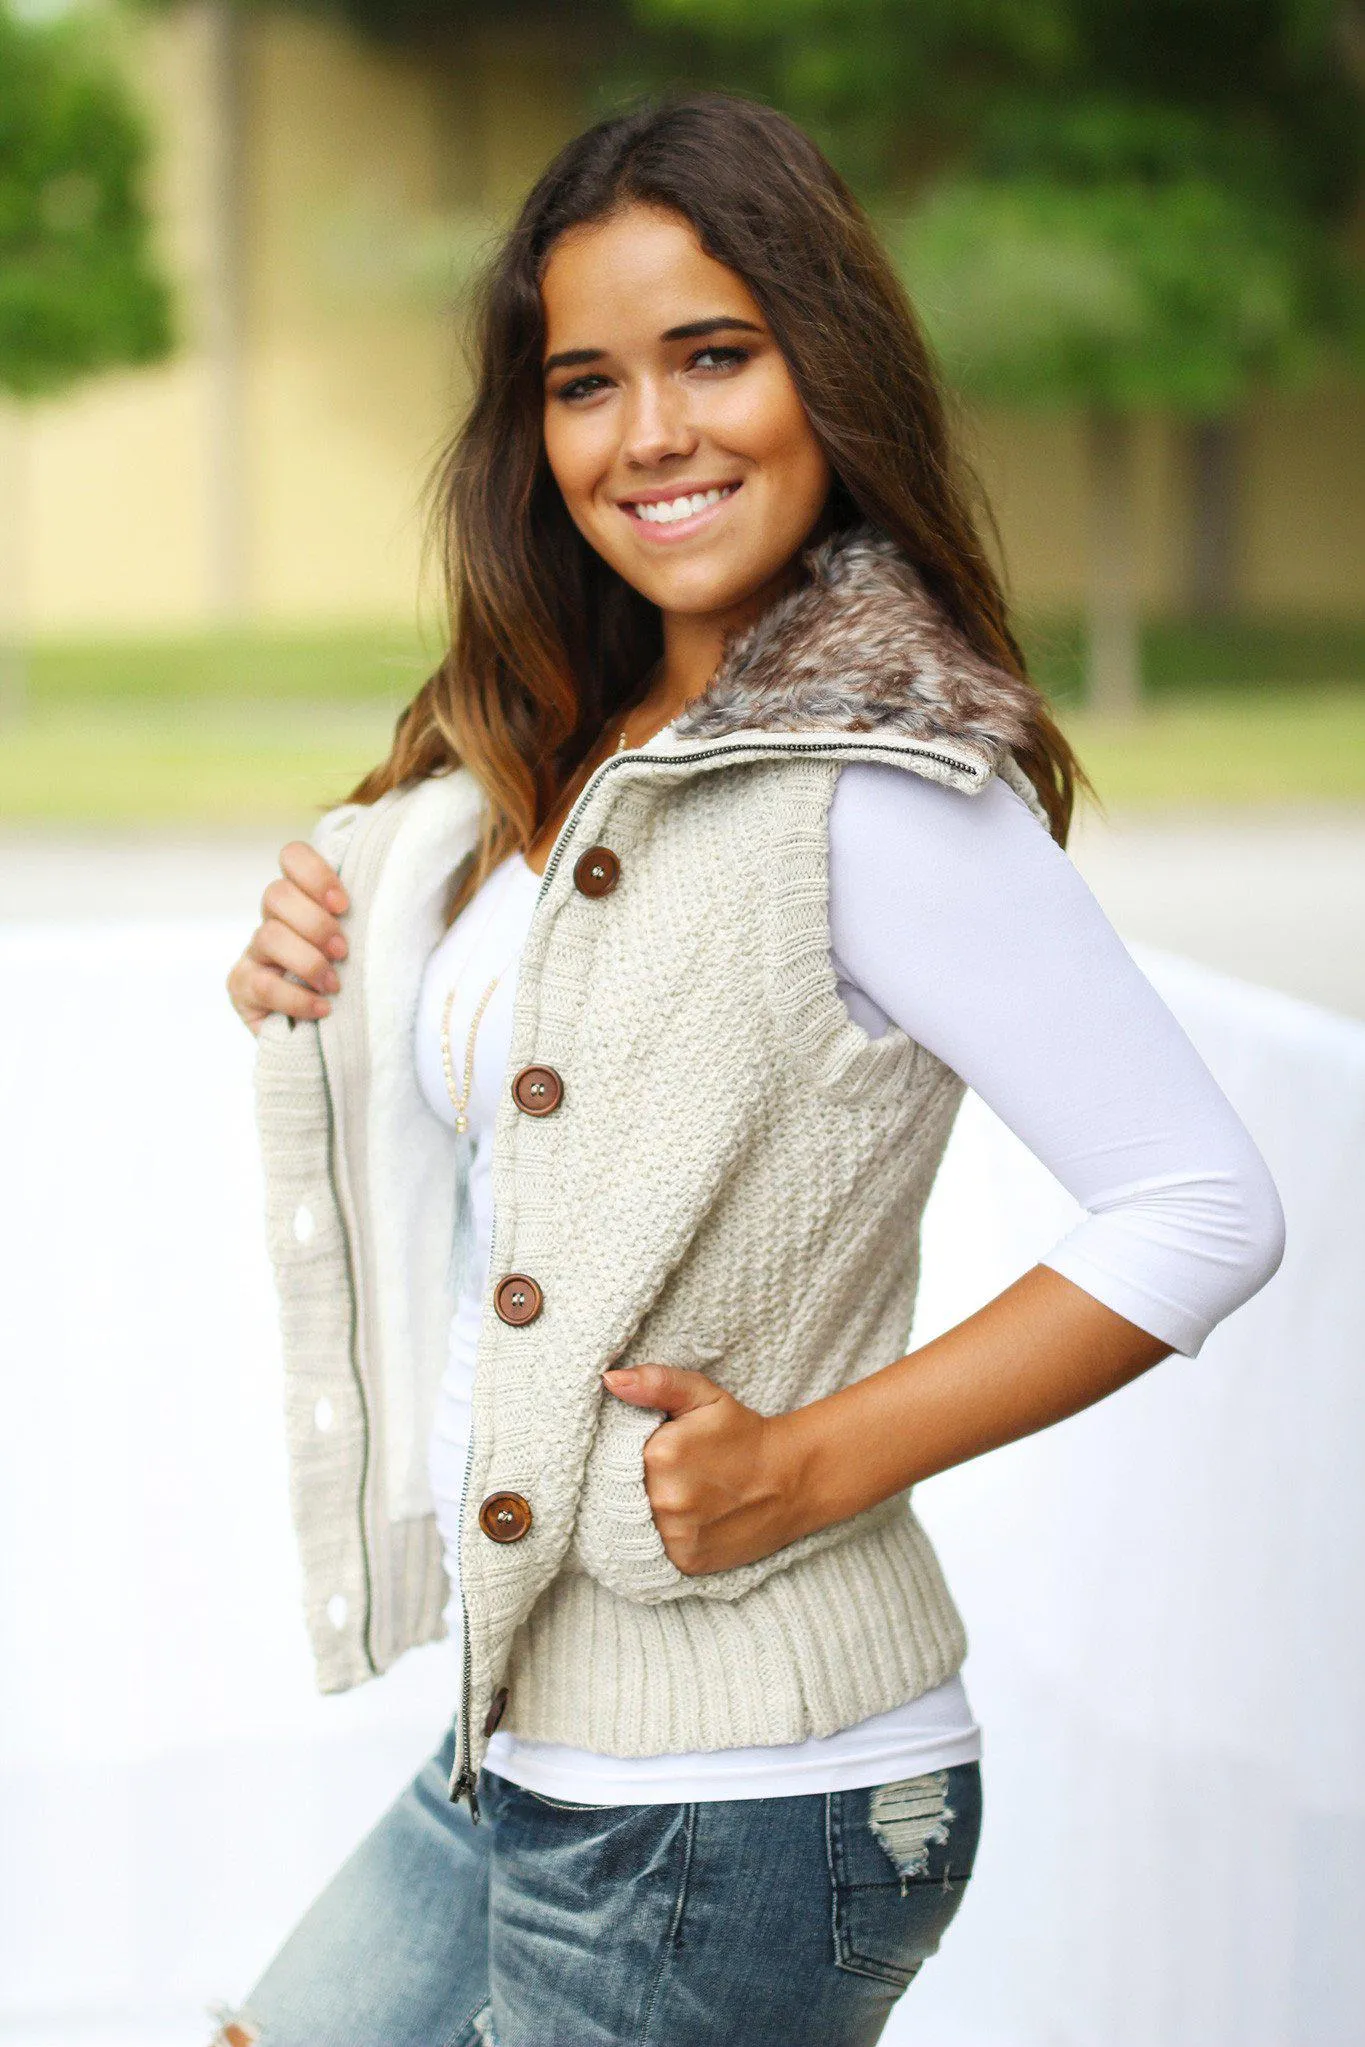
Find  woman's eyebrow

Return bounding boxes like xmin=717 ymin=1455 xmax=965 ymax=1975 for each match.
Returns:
xmin=660 ymin=316 xmax=765 ymax=342
xmin=543 ymin=316 xmax=764 ymax=377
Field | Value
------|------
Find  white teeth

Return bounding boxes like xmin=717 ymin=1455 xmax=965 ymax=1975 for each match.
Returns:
xmin=632 ymin=485 xmax=735 ymax=524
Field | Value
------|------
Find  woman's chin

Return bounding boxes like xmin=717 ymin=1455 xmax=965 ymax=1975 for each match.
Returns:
xmin=616 ymin=541 xmax=790 ymax=622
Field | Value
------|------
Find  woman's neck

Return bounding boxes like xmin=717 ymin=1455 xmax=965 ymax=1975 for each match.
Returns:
xmin=651 ymin=557 xmax=803 ymax=720
xmin=523 ymin=557 xmax=806 ymax=876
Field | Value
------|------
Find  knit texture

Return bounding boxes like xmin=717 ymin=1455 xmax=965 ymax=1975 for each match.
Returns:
xmin=255 ymin=782 xmax=477 ymax=1689
xmin=253 ymin=521 xmax=1052 ymax=1768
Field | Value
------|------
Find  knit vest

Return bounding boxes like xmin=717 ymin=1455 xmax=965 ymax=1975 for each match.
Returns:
xmin=253 ymin=525 xmax=1050 ymax=1803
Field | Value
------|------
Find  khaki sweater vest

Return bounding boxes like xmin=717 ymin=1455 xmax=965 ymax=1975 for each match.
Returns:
xmin=253 ymin=525 xmax=1050 ymax=1799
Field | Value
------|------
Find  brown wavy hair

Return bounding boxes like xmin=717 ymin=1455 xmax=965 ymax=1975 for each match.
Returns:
xmin=351 ymin=90 xmax=1088 ymax=909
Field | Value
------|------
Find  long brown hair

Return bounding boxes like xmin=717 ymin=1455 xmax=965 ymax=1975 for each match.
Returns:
xmin=352 ymin=90 xmax=1088 ymax=907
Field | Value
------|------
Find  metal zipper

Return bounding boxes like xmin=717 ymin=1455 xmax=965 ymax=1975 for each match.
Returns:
xmin=317 ymin=803 xmax=408 ymax=1687
xmin=447 ymin=1446 xmax=481 ymax=1819
xmin=446 ymin=726 xmax=986 ymax=1816
xmin=319 ymin=1050 xmax=377 ymax=1679
xmin=534 ymin=730 xmax=986 ymax=907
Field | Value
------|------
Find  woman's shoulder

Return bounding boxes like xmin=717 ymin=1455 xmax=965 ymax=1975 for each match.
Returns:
xmin=829 ymin=754 xmax=1056 ymax=872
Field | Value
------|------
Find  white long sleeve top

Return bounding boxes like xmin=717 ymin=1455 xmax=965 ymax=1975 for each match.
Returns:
xmin=413 ymin=762 xmax=1284 ymax=1804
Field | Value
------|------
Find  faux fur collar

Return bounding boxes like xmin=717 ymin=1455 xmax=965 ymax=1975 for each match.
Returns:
xmin=672 ymin=523 xmax=1036 ymax=768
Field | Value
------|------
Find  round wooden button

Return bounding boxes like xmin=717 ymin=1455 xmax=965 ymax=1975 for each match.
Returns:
xmin=494 ymin=1273 xmax=543 ymax=1326
xmin=573 ymin=846 xmax=620 ymax=897
xmin=511 ymin=1063 xmax=563 ymax=1116
xmin=478 ymin=1493 xmax=533 ymax=1543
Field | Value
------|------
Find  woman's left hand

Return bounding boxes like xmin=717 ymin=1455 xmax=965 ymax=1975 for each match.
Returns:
xmin=602 ymin=1363 xmax=813 ymax=1576
xmin=604 ymin=1274 xmax=1177 ymax=1585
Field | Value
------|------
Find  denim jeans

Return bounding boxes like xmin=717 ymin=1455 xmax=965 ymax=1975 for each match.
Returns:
xmin=218 ymin=1726 xmax=982 ymax=2047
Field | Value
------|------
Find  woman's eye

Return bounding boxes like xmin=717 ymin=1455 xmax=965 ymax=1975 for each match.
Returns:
xmin=691 ymin=346 xmax=749 ymax=372
xmin=554 ymin=374 xmax=612 ymax=403
xmin=550 ymin=347 xmax=749 ymax=402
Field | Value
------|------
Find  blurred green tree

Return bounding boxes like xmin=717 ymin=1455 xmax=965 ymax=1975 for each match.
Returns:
xmin=0 ymin=0 xmax=172 ymax=709
xmin=0 ymin=4 xmax=171 ymax=396
xmin=630 ymin=0 xmax=1365 ymax=711
xmin=135 ymin=0 xmax=1364 ymax=707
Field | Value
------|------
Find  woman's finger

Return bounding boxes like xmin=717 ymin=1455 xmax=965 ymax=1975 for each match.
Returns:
xmin=279 ymin=840 xmax=348 ymax=915
xmin=248 ymin=917 xmax=340 ymax=994
xmin=232 ymin=958 xmax=332 ymax=1025
xmin=259 ymin=876 xmax=348 ymax=961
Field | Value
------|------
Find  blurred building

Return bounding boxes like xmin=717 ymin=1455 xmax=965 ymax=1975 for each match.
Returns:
xmin=17 ymin=1 xmax=1365 ymax=635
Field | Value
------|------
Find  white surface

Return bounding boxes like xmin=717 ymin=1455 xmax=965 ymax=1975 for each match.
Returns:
xmin=1 ymin=917 xmax=1363 ymax=2044
xmin=893 ymin=956 xmax=1365 ymax=2047
xmin=1068 ymin=806 xmax=1365 ymax=1022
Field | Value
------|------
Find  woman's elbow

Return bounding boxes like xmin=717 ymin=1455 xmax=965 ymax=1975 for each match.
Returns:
xmin=1234 ymin=1155 xmax=1287 ymax=1310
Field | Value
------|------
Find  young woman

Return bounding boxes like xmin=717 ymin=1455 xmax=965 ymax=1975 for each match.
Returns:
xmin=221 ymin=92 xmax=1284 ymax=2047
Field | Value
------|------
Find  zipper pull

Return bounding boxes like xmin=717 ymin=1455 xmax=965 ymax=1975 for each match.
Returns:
xmin=449 ymin=1767 xmax=482 ymax=1824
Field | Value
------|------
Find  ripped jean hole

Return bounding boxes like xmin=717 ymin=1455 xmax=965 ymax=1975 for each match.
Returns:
xmin=471 ymin=2003 xmax=499 ymax=2045
xmin=868 ymin=1771 xmax=954 ymax=1893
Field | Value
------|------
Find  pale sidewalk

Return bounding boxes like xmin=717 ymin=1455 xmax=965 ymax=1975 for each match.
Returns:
xmin=1 ymin=807 xmax=1361 ymax=1019
xmin=1067 ymin=806 xmax=1365 ymax=1020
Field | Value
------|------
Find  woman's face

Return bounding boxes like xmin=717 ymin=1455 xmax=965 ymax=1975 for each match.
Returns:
xmin=540 ymin=204 xmax=832 ymax=626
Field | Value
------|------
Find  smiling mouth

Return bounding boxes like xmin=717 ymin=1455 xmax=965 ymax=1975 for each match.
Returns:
xmin=620 ymin=481 xmax=742 ymax=526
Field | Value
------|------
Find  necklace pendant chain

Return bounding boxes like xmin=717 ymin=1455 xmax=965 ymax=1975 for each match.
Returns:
xmin=440 ymin=969 xmax=504 ymax=1126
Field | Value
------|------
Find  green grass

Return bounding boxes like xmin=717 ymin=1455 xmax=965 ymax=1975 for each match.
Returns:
xmin=3 ymin=626 xmax=431 ymax=825
xmin=1020 ymin=613 xmax=1365 ymax=704
xmin=3 ymin=618 xmax=1364 ymax=826
xmin=21 ymin=624 xmax=433 ymax=706
xmin=0 ymin=697 xmax=402 ymax=826
xmin=1064 ymin=686 xmax=1365 ymax=813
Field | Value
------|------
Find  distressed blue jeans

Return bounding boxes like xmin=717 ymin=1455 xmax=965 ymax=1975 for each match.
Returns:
xmin=216 ymin=1727 xmax=981 ymax=2047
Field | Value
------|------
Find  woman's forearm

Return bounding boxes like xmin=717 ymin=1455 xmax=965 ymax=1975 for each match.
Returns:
xmin=782 ymin=1265 xmax=1172 ymax=1533
xmin=610 ymin=1272 xmax=1173 ymax=1574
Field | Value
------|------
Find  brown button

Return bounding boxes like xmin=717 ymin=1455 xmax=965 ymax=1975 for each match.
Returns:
xmin=494 ymin=1273 xmax=543 ymax=1325
xmin=511 ymin=1064 xmax=563 ymax=1116
xmin=573 ymin=846 xmax=620 ymax=897
xmin=479 ymin=1493 xmax=533 ymax=1543
xmin=483 ymin=1684 xmax=510 ymax=1736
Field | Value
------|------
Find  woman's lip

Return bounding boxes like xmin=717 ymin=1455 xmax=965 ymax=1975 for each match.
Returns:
xmin=617 ymin=482 xmax=744 ymax=544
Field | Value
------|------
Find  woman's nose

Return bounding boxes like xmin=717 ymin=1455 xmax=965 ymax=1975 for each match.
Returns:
xmin=620 ymin=376 xmax=698 ymax=468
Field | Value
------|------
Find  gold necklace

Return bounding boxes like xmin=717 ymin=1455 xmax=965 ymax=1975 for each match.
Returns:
xmin=439 ymin=971 xmax=502 ymax=1135
xmin=438 ymin=852 xmax=528 ymax=1131
xmin=611 ymin=697 xmax=670 ymax=756
xmin=440 ymin=967 xmax=501 ymax=1300
xmin=612 ymin=657 xmax=667 ymax=755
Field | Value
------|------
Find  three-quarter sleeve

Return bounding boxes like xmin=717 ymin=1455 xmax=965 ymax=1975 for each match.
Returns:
xmin=827 ymin=761 xmax=1285 ymax=1356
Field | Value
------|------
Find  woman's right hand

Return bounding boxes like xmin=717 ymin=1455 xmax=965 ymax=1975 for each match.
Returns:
xmin=226 ymin=841 xmax=350 ymax=1035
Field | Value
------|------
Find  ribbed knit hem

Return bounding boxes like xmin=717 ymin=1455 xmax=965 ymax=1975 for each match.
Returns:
xmin=370 ymin=1513 xmax=450 ymax=1679
xmin=501 ymin=1511 xmax=968 ymax=1757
